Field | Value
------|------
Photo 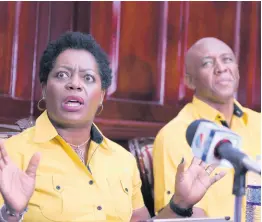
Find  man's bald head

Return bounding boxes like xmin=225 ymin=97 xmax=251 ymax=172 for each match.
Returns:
xmin=185 ymin=37 xmax=234 ymax=75
xmin=184 ymin=37 xmax=239 ymax=103
xmin=184 ymin=37 xmax=236 ymax=89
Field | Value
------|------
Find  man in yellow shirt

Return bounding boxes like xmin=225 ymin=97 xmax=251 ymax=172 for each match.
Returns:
xmin=153 ymin=37 xmax=261 ymax=219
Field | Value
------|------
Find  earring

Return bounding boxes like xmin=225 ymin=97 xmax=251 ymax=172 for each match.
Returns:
xmin=37 ymin=97 xmax=46 ymax=111
xmin=96 ymin=104 xmax=103 ymax=116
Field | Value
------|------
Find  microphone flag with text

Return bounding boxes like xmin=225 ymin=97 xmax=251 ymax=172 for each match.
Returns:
xmin=186 ymin=119 xmax=261 ymax=175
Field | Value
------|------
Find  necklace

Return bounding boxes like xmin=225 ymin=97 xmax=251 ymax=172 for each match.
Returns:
xmin=60 ymin=135 xmax=91 ymax=163
xmin=66 ymin=137 xmax=91 ymax=149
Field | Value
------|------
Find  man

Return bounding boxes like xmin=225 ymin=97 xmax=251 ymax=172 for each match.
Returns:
xmin=153 ymin=37 xmax=261 ymax=220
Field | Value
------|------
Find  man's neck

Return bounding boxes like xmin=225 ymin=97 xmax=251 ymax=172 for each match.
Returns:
xmin=196 ymin=95 xmax=235 ymax=125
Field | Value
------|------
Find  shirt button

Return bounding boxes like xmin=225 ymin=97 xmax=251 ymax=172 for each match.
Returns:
xmin=97 ymin=206 xmax=102 ymax=211
xmin=167 ymin=190 xmax=171 ymax=195
xmin=125 ymin=188 xmax=128 ymax=192
xmin=89 ymin=180 xmax=94 ymax=185
xmin=56 ymin=185 xmax=61 ymax=190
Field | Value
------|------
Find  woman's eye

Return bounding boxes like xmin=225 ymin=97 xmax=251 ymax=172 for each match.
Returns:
xmin=57 ymin=72 xmax=69 ymax=79
xmin=85 ymin=75 xmax=95 ymax=82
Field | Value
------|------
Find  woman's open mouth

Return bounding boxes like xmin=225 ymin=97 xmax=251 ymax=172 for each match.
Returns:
xmin=62 ymin=96 xmax=84 ymax=112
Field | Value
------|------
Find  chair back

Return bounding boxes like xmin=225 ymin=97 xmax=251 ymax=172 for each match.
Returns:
xmin=128 ymin=137 xmax=155 ymax=216
xmin=0 ymin=116 xmax=35 ymax=139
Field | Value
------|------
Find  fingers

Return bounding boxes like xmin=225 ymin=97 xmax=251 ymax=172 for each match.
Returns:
xmin=210 ymin=171 xmax=227 ymax=185
xmin=0 ymin=160 xmax=5 ymax=170
xmin=189 ymin=157 xmax=218 ymax=176
xmin=205 ymin=164 xmax=216 ymax=175
xmin=25 ymin=152 xmax=41 ymax=179
xmin=200 ymin=161 xmax=208 ymax=168
xmin=176 ymin=157 xmax=186 ymax=177
xmin=0 ymin=140 xmax=9 ymax=165
xmin=189 ymin=157 xmax=207 ymax=173
xmin=191 ymin=157 xmax=202 ymax=166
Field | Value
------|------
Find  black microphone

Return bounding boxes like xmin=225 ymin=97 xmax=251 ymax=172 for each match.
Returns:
xmin=186 ymin=119 xmax=261 ymax=175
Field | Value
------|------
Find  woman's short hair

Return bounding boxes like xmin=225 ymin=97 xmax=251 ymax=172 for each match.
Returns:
xmin=39 ymin=31 xmax=112 ymax=90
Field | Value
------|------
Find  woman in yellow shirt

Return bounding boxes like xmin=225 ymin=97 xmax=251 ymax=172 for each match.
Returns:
xmin=0 ymin=32 xmax=225 ymax=222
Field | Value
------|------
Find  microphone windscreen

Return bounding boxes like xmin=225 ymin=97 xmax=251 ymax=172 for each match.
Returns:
xmin=186 ymin=119 xmax=211 ymax=146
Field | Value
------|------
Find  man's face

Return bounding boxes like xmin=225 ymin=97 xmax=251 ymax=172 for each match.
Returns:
xmin=188 ymin=40 xmax=240 ymax=103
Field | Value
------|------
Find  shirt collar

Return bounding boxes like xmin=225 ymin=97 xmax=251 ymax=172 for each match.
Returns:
xmin=33 ymin=111 xmax=110 ymax=150
xmin=192 ymin=96 xmax=248 ymax=124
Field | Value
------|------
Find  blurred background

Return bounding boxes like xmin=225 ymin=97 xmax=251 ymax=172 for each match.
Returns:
xmin=0 ymin=1 xmax=260 ymax=147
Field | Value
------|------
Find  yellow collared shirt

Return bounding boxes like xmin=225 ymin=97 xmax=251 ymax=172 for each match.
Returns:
xmin=3 ymin=111 xmax=144 ymax=221
xmin=153 ymin=96 xmax=261 ymax=220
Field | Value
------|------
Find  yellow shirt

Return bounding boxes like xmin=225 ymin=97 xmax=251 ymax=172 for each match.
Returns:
xmin=153 ymin=96 xmax=261 ymax=220
xmin=3 ymin=111 xmax=144 ymax=221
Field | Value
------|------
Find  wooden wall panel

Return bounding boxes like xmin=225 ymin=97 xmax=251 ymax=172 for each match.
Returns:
xmin=238 ymin=1 xmax=261 ymax=111
xmin=14 ymin=2 xmax=38 ymax=100
xmin=0 ymin=1 xmax=260 ymax=139
xmin=89 ymin=2 xmax=114 ymax=56
xmin=49 ymin=2 xmax=74 ymax=41
xmin=0 ymin=1 xmax=76 ymax=123
xmin=186 ymin=2 xmax=237 ymax=46
xmin=0 ymin=2 xmax=15 ymax=95
xmin=88 ymin=1 xmax=261 ymax=139
xmin=33 ymin=2 xmax=52 ymax=102
xmin=165 ymin=1 xmax=239 ymax=104
xmin=164 ymin=1 xmax=186 ymax=105
xmin=90 ymin=1 xmax=168 ymax=103
xmin=114 ymin=2 xmax=164 ymax=101
xmin=33 ymin=2 xmax=76 ymax=102
xmin=73 ymin=2 xmax=91 ymax=34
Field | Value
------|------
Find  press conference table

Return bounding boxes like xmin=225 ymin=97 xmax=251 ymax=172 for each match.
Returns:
xmin=144 ymin=218 xmax=232 ymax=222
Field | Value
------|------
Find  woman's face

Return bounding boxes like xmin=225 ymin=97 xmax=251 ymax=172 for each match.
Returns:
xmin=42 ymin=49 xmax=105 ymax=127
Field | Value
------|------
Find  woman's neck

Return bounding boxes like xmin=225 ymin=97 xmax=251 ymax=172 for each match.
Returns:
xmin=50 ymin=119 xmax=93 ymax=146
xmin=57 ymin=127 xmax=92 ymax=146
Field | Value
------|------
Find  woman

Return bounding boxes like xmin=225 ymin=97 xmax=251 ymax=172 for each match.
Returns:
xmin=0 ymin=32 xmax=225 ymax=222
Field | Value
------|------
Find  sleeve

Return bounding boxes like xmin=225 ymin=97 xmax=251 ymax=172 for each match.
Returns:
xmin=131 ymin=157 xmax=145 ymax=210
xmin=153 ymin=128 xmax=208 ymax=215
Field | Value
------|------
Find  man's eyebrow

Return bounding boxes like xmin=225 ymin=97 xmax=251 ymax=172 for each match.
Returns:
xmin=220 ymin=53 xmax=234 ymax=57
xmin=201 ymin=56 xmax=213 ymax=60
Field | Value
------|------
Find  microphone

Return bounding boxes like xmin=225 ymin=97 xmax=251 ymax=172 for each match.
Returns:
xmin=186 ymin=119 xmax=261 ymax=175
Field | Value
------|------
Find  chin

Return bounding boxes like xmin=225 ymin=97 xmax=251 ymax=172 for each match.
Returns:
xmin=215 ymin=94 xmax=235 ymax=104
xmin=52 ymin=111 xmax=89 ymax=126
xmin=215 ymin=87 xmax=236 ymax=98
xmin=62 ymin=112 xmax=86 ymax=121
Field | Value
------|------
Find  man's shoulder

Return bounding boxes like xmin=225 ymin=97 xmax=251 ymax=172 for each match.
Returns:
xmin=156 ymin=105 xmax=195 ymax=140
xmin=243 ymin=107 xmax=261 ymax=118
xmin=242 ymin=106 xmax=261 ymax=126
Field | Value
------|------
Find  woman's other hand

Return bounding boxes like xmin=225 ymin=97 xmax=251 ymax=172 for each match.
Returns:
xmin=0 ymin=140 xmax=41 ymax=213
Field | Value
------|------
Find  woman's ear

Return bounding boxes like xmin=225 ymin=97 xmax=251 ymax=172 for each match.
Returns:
xmin=41 ymin=83 xmax=47 ymax=99
xmin=100 ymin=90 xmax=106 ymax=104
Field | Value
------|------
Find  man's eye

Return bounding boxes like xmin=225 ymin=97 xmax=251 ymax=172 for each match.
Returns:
xmin=203 ymin=61 xmax=213 ymax=67
xmin=223 ymin=57 xmax=233 ymax=63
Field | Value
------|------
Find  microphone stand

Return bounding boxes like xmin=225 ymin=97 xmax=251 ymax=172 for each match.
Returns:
xmin=232 ymin=163 xmax=248 ymax=222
